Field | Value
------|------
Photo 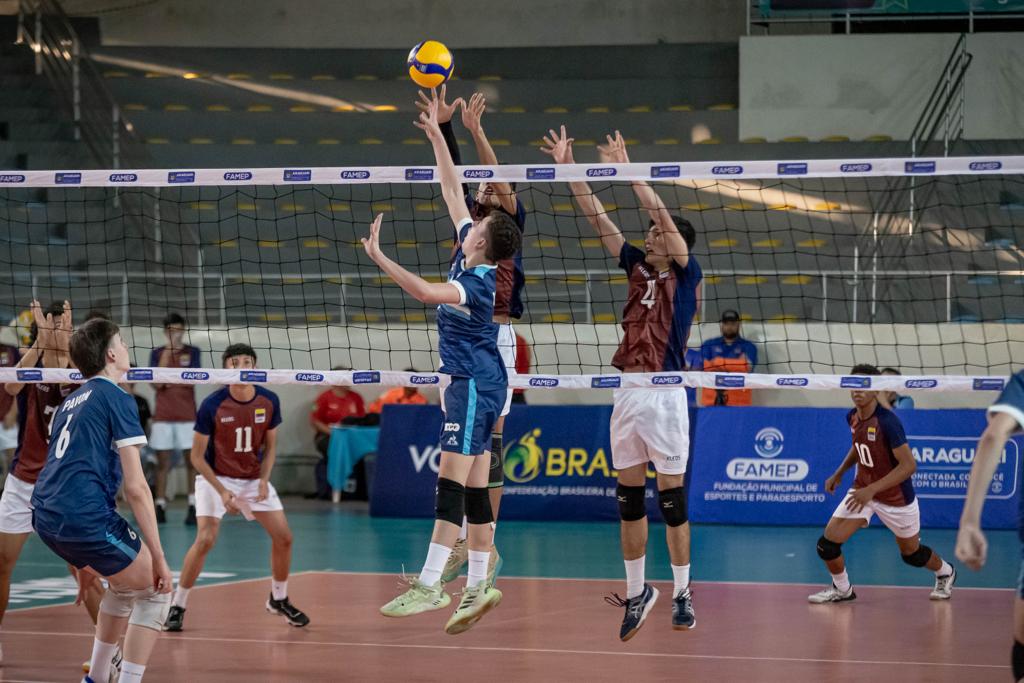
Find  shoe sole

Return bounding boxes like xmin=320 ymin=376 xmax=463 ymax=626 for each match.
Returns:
xmin=445 ymin=590 xmax=502 ymax=635
xmin=265 ymin=601 xmax=311 ymax=627
xmin=380 ymin=593 xmax=452 ymax=618
xmin=672 ymin=618 xmax=696 ymax=631
xmin=620 ymin=586 xmax=659 ymax=642
xmin=163 ymin=624 xmax=183 ymax=632
xmin=807 ymin=591 xmax=857 ymax=604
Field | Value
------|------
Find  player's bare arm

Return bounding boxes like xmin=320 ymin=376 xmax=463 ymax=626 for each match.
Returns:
xmin=5 ymin=300 xmax=50 ymax=396
xmin=363 ymin=213 xmax=463 ymax=305
xmin=257 ymin=427 xmax=279 ymax=502
xmin=825 ymin=446 xmax=857 ymax=494
xmin=120 ymin=443 xmax=173 ymax=592
xmin=461 ymin=92 xmax=517 ymax=215
xmin=414 ymin=89 xmax=471 ymax=227
xmin=189 ymin=431 xmax=240 ymax=513
xmin=846 ymin=443 xmax=916 ymax=512
xmin=541 ymin=125 xmax=625 ymax=257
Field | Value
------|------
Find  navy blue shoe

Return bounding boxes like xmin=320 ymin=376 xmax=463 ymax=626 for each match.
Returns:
xmin=606 ymin=583 xmax=659 ymax=641
xmin=672 ymin=587 xmax=696 ymax=630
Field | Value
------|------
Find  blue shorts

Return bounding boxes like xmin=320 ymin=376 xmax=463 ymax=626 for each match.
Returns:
xmin=989 ymin=371 xmax=1024 ymax=433
xmin=1018 ymin=543 xmax=1024 ymax=599
xmin=35 ymin=514 xmax=142 ymax=577
xmin=440 ymin=377 xmax=503 ymax=456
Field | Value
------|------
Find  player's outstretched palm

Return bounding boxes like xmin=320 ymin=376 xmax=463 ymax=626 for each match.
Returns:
xmin=413 ymin=89 xmax=447 ymax=142
xmin=597 ymin=130 xmax=630 ymax=164
xmin=415 ymin=84 xmax=461 ymax=124
xmin=540 ymin=126 xmax=575 ymax=164
xmin=955 ymin=523 xmax=988 ymax=571
xmin=461 ymin=92 xmax=486 ymax=134
xmin=361 ymin=213 xmax=385 ymax=262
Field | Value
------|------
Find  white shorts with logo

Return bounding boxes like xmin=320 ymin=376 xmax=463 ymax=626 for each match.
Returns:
xmin=0 ymin=474 xmax=35 ymax=534
xmin=610 ymin=388 xmax=690 ymax=475
xmin=832 ymin=491 xmax=921 ymax=538
xmin=150 ymin=421 xmax=194 ymax=451
xmin=498 ymin=323 xmax=517 ymax=418
xmin=195 ymin=475 xmax=283 ymax=520
xmin=0 ymin=425 xmax=18 ymax=451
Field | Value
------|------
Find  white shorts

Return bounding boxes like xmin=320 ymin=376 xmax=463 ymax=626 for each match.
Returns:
xmin=150 ymin=421 xmax=194 ymax=451
xmin=498 ymin=323 xmax=517 ymax=418
xmin=610 ymin=388 xmax=690 ymax=475
xmin=0 ymin=474 xmax=34 ymax=534
xmin=832 ymin=491 xmax=921 ymax=538
xmin=194 ymin=475 xmax=283 ymax=520
xmin=0 ymin=425 xmax=17 ymax=451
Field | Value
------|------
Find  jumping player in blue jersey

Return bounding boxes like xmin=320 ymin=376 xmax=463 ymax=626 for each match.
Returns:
xmin=957 ymin=369 xmax=1024 ymax=682
xmin=31 ymin=318 xmax=172 ymax=683
xmin=372 ymin=93 xmax=521 ymax=634
xmin=543 ymin=128 xmax=702 ymax=640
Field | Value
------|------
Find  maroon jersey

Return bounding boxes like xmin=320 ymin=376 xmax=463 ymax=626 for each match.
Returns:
xmin=150 ymin=345 xmax=201 ymax=422
xmin=611 ymin=244 xmax=703 ymax=372
xmin=848 ymin=405 xmax=914 ymax=507
xmin=11 ymin=383 xmax=72 ymax=484
xmin=0 ymin=345 xmax=20 ymax=419
xmin=195 ymin=387 xmax=282 ymax=480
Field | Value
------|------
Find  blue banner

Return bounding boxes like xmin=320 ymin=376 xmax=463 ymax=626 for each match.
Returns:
xmin=691 ymin=407 xmax=1020 ymax=529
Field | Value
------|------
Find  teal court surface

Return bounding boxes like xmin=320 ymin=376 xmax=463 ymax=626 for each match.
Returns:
xmin=2 ymin=499 xmax=1019 ymax=681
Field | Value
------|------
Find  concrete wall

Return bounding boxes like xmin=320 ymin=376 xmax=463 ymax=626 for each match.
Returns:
xmin=91 ymin=0 xmax=746 ymax=48
xmin=740 ymin=33 xmax=1024 ymax=141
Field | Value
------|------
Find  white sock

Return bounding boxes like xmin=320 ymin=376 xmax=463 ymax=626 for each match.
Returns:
xmin=172 ymin=586 xmax=190 ymax=609
xmin=458 ymin=517 xmax=468 ymax=541
xmin=624 ymin=556 xmax=645 ymax=599
xmin=831 ymin=570 xmax=851 ymax=593
xmin=418 ymin=542 xmax=451 ymax=587
xmin=89 ymin=639 xmax=118 ymax=682
xmin=188 ymin=494 xmax=196 ymax=505
xmin=271 ymin=580 xmax=288 ymax=601
xmin=671 ymin=563 xmax=691 ymax=595
xmin=118 ymin=661 xmax=146 ymax=683
xmin=467 ymin=550 xmax=490 ymax=588
xmin=155 ymin=498 xmax=166 ymax=507
xmin=936 ymin=559 xmax=953 ymax=577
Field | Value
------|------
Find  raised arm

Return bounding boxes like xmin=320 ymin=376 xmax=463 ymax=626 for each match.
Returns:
xmin=416 ymin=85 xmax=470 ymax=197
xmin=414 ymin=88 xmax=471 ymax=227
xmin=5 ymin=300 xmax=49 ymax=396
xmin=540 ymin=126 xmax=624 ymax=258
xmin=363 ymin=214 xmax=463 ymax=305
xmin=462 ymin=92 xmax=517 ymax=216
xmin=599 ymin=131 xmax=688 ymax=268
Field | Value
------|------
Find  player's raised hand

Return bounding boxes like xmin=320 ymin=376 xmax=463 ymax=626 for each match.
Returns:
xmin=54 ymin=300 xmax=72 ymax=357
xmin=461 ymin=92 xmax=486 ymax=134
xmin=540 ymin=125 xmax=575 ymax=164
xmin=955 ymin=522 xmax=988 ymax=571
xmin=413 ymin=88 xmax=447 ymax=141
xmin=597 ymin=130 xmax=630 ymax=164
xmin=361 ymin=213 xmax=385 ymax=262
xmin=416 ymin=84 xmax=462 ymax=124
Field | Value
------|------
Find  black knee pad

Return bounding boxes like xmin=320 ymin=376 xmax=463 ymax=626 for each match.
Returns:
xmin=1013 ymin=640 xmax=1024 ymax=681
xmin=816 ymin=535 xmax=842 ymax=561
xmin=488 ymin=433 xmax=504 ymax=488
xmin=465 ymin=486 xmax=493 ymax=525
xmin=617 ymin=484 xmax=647 ymax=522
xmin=901 ymin=544 xmax=933 ymax=568
xmin=435 ymin=478 xmax=465 ymax=526
xmin=658 ymin=487 xmax=688 ymax=527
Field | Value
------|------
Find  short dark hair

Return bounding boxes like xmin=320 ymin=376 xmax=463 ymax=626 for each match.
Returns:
xmin=70 ymin=318 xmax=120 ymax=378
xmin=850 ymin=363 xmax=880 ymax=376
xmin=881 ymin=367 xmax=901 ymax=375
xmin=222 ymin=343 xmax=257 ymax=365
xmin=163 ymin=312 xmax=187 ymax=329
xmin=84 ymin=309 xmax=111 ymax=322
xmin=485 ymin=212 xmax=522 ymax=262
xmin=651 ymin=215 xmax=696 ymax=251
xmin=29 ymin=301 xmax=68 ymax=346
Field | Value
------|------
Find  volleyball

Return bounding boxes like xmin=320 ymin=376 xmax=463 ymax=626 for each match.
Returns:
xmin=407 ymin=40 xmax=454 ymax=88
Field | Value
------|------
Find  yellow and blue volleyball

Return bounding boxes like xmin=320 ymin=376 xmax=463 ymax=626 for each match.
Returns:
xmin=407 ymin=40 xmax=454 ymax=89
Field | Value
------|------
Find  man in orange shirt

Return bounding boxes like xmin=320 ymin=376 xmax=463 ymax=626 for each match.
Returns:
xmin=700 ymin=310 xmax=758 ymax=407
xmin=368 ymin=370 xmax=430 ymax=413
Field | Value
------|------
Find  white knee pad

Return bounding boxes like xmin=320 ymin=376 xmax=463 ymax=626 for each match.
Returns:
xmin=129 ymin=588 xmax=171 ymax=631
xmin=99 ymin=586 xmax=135 ymax=618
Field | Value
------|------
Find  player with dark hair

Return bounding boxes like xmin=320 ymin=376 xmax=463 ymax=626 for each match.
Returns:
xmin=149 ymin=312 xmax=202 ymax=525
xmin=809 ymin=363 xmax=955 ymax=604
xmin=375 ymin=93 xmax=521 ymax=634
xmin=31 ymin=317 xmax=172 ymax=683
xmin=416 ymin=86 xmax=528 ymax=587
xmin=956 ymin=369 xmax=1024 ymax=681
xmin=164 ymin=343 xmax=308 ymax=632
xmin=542 ymin=128 xmax=701 ymax=640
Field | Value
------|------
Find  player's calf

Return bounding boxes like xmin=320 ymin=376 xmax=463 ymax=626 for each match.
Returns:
xmin=808 ymin=536 xmax=857 ymax=604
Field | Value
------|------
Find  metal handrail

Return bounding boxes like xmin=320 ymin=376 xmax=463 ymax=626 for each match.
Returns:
xmin=747 ymin=0 xmax=1024 ymax=34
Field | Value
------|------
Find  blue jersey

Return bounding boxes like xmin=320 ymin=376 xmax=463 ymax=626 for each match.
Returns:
xmin=466 ymin=196 xmax=528 ymax=320
xmin=31 ymin=376 xmax=146 ymax=541
xmin=437 ymin=218 xmax=506 ymax=390
xmin=988 ymin=370 xmax=1024 ymax=538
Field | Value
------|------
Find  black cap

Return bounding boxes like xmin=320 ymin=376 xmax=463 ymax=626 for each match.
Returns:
xmin=720 ymin=310 xmax=740 ymax=322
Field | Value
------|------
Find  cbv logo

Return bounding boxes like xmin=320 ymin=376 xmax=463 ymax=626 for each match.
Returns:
xmin=905 ymin=161 xmax=936 ymax=174
xmin=341 ymin=170 xmax=370 ymax=180
xmin=224 ymin=171 xmax=253 ymax=181
xmin=353 ymin=371 xmax=380 ymax=384
xmin=715 ymin=375 xmax=745 ymax=388
xmin=526 ymin=168 xmax=555 ymax=180
xmin=127 ymin=369 xmax=153 ymax=381
xmin=410 ymin=375 xmax=440 ymax=385
xmin=652 ymin=375 xmax=682 ymax=385
xmin=55 ymin=172 xmax=82 ymax=184
xmin=295 ymin=372 xmax=324 ymax=382
xmin=905 ymin=379 xmax=938 ymax=389
xmin=712 ymin=166 xmax=742 ymax=175
xmin=240 ymin=370 xmax=267 ymax=382
xmin=168 ymin=171 xmax=195 ymax=183
xmin=16 ymin=369 xmax=42 ymax=381
xmin=529 ymin=377 xmax=558 ymax=387
xmin=651 ymin=165 xmax=680 ymax=178
xmin=181 ymin=371 xmax=210 ymax=381
xmin=591 ymin=376 xmax=621 ymax=388
xmin=776 ymin=377 xmax=808 ymax=386
xmin=463 ymin=169 xmax=494 ymax=179
xmin=410 ymin=444 xmax=442 ymax=473
xmin=969 ymin=161 xmax=1001 ymax=171
xmin=586 ymin=167 xmax=616 ymax=177
xmin=840 ymin=163 xmax=872 ymax=173
xmin=405 ymin=169 xmax=434 ymax=181
xmin=777 ymin=163 xmax=807 ymax=175
xmin=283 ymin=169 xmax=311 ymax=182
xmin=841 ymin=376 xmax=871 ymax=388
xmin=109 ymin=173 xmax=137 ymax=183
xmin=974 ymin=378 xmax=1006 ymax=391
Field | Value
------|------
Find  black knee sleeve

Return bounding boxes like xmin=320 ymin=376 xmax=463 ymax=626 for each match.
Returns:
xmin=1013 ymin=640 xmax=1024 ymax=681
xmin=901 ymin=544 xmax=933 ymax=568
xmin=816 ymin=535 xmax=842 ymax=561
xmin=658 ymin=487 xmax=688 ymax=527
xmin=435 ymin=478 xmax=465 ymax=526
xmin=465 ymin=486 xmax=493 ymax=525
xmin=488 ymin=432 xmax=504 ymax=488
xmin=617 ymin=484 xmax=647 ymax=522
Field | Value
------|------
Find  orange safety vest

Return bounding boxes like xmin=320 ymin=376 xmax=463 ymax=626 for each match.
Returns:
xmin=700 ymin=356 xmax=753 ymax=406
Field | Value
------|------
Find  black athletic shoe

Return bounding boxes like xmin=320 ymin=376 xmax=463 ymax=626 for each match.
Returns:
xmin=605 ymin=583 xmax=659 ymax=642
xmin=155 ymin=504 xmax=167 ymax=524
xmin=672 ymin=588 xmax=696 ymax=630
xmin=266 ymin=595 xmax=310 ymax=627
xmin=164 ymin=605 xmax=185 ymax=632
xmin=184 ymin=505 xmax=197 ymax=526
